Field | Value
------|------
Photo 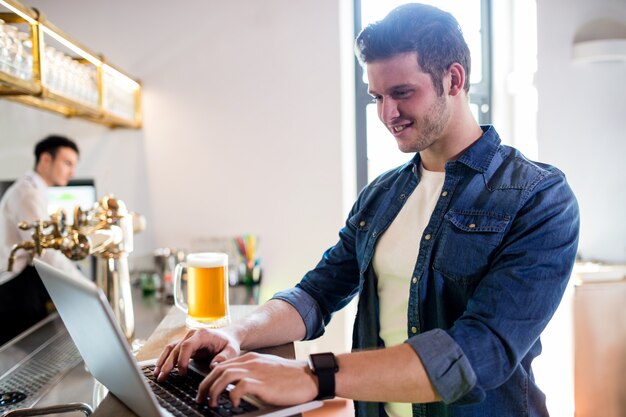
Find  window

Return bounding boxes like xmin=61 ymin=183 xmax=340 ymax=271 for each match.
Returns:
xmin=354 ymin=0 xmax=492 ymax=187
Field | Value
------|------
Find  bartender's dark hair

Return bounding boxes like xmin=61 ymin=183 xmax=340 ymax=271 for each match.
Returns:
xmin=354 ymin=3 xmax=471 ymax=96
xmin=34 ymin=135 xmax=79 ymax=166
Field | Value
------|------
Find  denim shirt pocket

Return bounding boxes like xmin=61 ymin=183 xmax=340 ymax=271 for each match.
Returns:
xmin=433 ymin=209 xmax=511 ymax=285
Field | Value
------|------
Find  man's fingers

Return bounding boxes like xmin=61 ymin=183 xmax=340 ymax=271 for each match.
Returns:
xmin=153 ymin=328 xmax=241 ymax=386
xmin=228 ymin=378 xmax=261 ymax=408
xmin=193 ymin=354 xmax=316 ymax=409
xmin=197 ymin=366 xmax=245 ymax=407
xmin=175 ymin=336 xmax=201 ymax=375
xmin=155 ymin=342 xmax=182 ymax=380
xmin=211 ymin=345 xmax=241 ymax=367
xmin=155 ymin=330 xmax=195 ymax=382
xmin=153 ymin=344 xmax=173 ymax=375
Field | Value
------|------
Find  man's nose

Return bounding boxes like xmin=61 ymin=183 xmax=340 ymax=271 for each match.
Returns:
xmin=379 ymin=98 xmax=400 ymax=124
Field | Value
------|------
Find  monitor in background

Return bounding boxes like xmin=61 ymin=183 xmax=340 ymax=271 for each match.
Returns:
xmin=47 ymin=179 xmax=97 ymax=223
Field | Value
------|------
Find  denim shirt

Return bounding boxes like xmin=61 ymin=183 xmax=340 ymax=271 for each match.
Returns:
xmin=273 ymin=126 xmax=579 ymax=417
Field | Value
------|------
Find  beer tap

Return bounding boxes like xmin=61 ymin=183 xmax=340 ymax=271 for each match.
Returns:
xmin=7 ymin=209 xmax=89 ymax=272
xmin=7 ymin=240 xmax=36 ymax=273
xmin=5 ymin=195 xmax=145 ymax=342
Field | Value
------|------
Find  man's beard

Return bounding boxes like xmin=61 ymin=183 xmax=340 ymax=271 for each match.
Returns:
xmin=398 ymin=95 xmax=450 ymax=153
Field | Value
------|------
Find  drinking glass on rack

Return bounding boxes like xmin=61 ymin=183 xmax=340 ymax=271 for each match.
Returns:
xmin=43 ymin=46 xmax=58 ymax=90
xmin=3 ymin=24 xmax=21 ymax=77
xmin=73 ymin=60 xmax=97 ymax=106
xmin=17 ymin=31 xmax=32 ymax=80
xmin=86 ymin=66 xmax=98 ymax=106
xmin=63 ymin=55 xmax=78 ymax=99
xmin=45 ymin=47 xmax=70 ymax=95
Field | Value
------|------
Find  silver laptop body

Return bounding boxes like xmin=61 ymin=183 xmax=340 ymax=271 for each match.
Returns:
xmin=34 ymin=259 xmax=322 ymax=417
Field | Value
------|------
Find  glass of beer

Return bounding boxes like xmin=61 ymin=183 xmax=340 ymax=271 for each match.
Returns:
xmin=173 ymin=252 xmax=230 ymax=328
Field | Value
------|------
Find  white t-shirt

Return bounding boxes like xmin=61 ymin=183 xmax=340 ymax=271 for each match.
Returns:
xmin=373 ymin=164 xmax=445 ymax=417
xmin=0 ymin=171 xmax=83 ymax=285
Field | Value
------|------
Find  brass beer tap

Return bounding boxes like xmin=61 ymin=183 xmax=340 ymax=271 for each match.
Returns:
xmin=7 ymin=209 xmax=88 ymax=271
xmin=7 ymin=240 xmax=36 ymax=273
xmin=5 ymin=195 xmax=144 ymax=342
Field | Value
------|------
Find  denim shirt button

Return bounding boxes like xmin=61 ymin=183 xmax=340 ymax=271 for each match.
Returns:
xmin=441 ymin=190 xmax=448 ymax=197
xmin=400 ymin=194 xmax=406 ymax=200
xmin=468 ymin=223 xmax=476 ymax=229
xmin=424 ymin=234 xmax=431 ymax=240
xmin=359 ymin=220 xmax=366 ymax=227
xmin=411 ymin=326 xmax=418 ymax=334
xmin=412 ymin=277 xmax=417 ymax=284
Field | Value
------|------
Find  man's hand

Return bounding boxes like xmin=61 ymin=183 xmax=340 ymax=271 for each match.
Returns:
xmin=153 ymin=328 xmax=241 ymax=381
xmin=199 ymin=352 xmax=318 ymax=408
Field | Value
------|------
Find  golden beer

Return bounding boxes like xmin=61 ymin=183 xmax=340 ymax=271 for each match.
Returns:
xmin=174 ymin=252 xmax=230 ymax=328
xmin=187 ymin=265 xmax=227 ymax=322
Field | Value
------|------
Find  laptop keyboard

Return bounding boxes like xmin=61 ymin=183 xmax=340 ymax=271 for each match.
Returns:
xmin=142 ymin=365 xmax=259 ymax=417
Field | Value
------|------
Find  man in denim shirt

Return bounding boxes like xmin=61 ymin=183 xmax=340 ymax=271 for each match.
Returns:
xmin=156 ymin=4 xmax=579 ymax=416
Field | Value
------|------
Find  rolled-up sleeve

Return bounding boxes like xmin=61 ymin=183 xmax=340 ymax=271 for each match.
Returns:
xmin=272 ymin=286 xmax=326 ymax=341
xmin=406 ymin=329 xmax=481 ymax=404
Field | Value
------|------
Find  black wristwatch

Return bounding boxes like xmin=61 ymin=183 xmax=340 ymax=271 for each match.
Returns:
xmin=308 ymin=352 xmax=339 ymax=400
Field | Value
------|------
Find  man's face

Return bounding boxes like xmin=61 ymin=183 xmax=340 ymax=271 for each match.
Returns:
xmin=39 ymin=146 xmax=79 ymax=186
xmin=366 ymin=52 xmax=451 ymax=154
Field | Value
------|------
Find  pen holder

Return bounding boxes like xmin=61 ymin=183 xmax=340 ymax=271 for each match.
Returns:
xmin=238 ymin=260 xmax=262 ymax=286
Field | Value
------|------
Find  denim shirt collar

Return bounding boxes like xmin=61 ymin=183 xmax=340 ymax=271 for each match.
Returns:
xmin=408 ymin=125 xmax=501 ymax=175
xmin=455 ymin=125 xmax=501 ymax=173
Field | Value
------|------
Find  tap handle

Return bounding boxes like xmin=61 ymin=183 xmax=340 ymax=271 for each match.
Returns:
xmin=73 ymin=206 xmax=85 ymax=228
xmin=50 ymin=209 xmax=68 ymax=237
xmin=18 ymin=219 xmax=54 ymax=231
xmin=18 ymin=220 xmax=35 ymax=230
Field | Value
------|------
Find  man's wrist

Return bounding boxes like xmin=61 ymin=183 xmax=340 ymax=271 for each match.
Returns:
xmin=220 ymin=323 xmax=245 ymax=350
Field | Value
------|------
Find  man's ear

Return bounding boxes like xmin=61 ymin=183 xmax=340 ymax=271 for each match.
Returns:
xmin=448 ymin=63 xmax=465 ymax=97
xmin=37 ymin=152 xmax=52 ymax=169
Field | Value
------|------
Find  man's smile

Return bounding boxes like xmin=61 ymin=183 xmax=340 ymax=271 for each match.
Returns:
xmin=389 ymin=121 xmax=414 ymax=135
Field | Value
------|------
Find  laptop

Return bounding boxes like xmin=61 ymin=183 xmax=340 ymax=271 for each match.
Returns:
xmin=34 ymin=259 xmax=323 ymax=417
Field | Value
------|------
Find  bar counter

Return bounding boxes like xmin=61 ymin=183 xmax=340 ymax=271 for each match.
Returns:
xmin=0 ymin=288 xmax=352 ymax=416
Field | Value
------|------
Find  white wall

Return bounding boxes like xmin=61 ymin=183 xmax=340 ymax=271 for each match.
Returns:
xmin=536 ymin=0 xmax=626 ymax=263
xmin=0 ymin=0 xmax=355 ymax=353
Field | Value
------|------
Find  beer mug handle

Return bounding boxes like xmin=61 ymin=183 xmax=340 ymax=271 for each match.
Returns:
xmin=173 ymin=262 xmax=188 ymax=313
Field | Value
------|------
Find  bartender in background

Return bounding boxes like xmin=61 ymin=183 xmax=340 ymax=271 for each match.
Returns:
xmin=0 ymin=135 xmax=83 ymax=345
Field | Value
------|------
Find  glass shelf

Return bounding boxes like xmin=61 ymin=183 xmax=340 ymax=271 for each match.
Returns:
xmin=0 ymin=0 xmax=142 ymax=128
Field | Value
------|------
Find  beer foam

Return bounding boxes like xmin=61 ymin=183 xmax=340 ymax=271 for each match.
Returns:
xmin=186 ymin=252 xmax=228 ymax=268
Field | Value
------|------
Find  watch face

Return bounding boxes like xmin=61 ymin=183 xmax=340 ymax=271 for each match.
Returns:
xmin=311 ymin=353 xmax=338 ymax=372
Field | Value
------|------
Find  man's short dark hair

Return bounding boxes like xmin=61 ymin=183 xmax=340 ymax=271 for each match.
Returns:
xmin=355 ymin=3 xmax=471 ymax=96
xmin=34 ymin=135 xmax=80 ymax=166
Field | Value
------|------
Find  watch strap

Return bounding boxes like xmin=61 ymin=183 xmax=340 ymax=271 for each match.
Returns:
xmin=309 ymin=352 xmax=338 ymax=400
